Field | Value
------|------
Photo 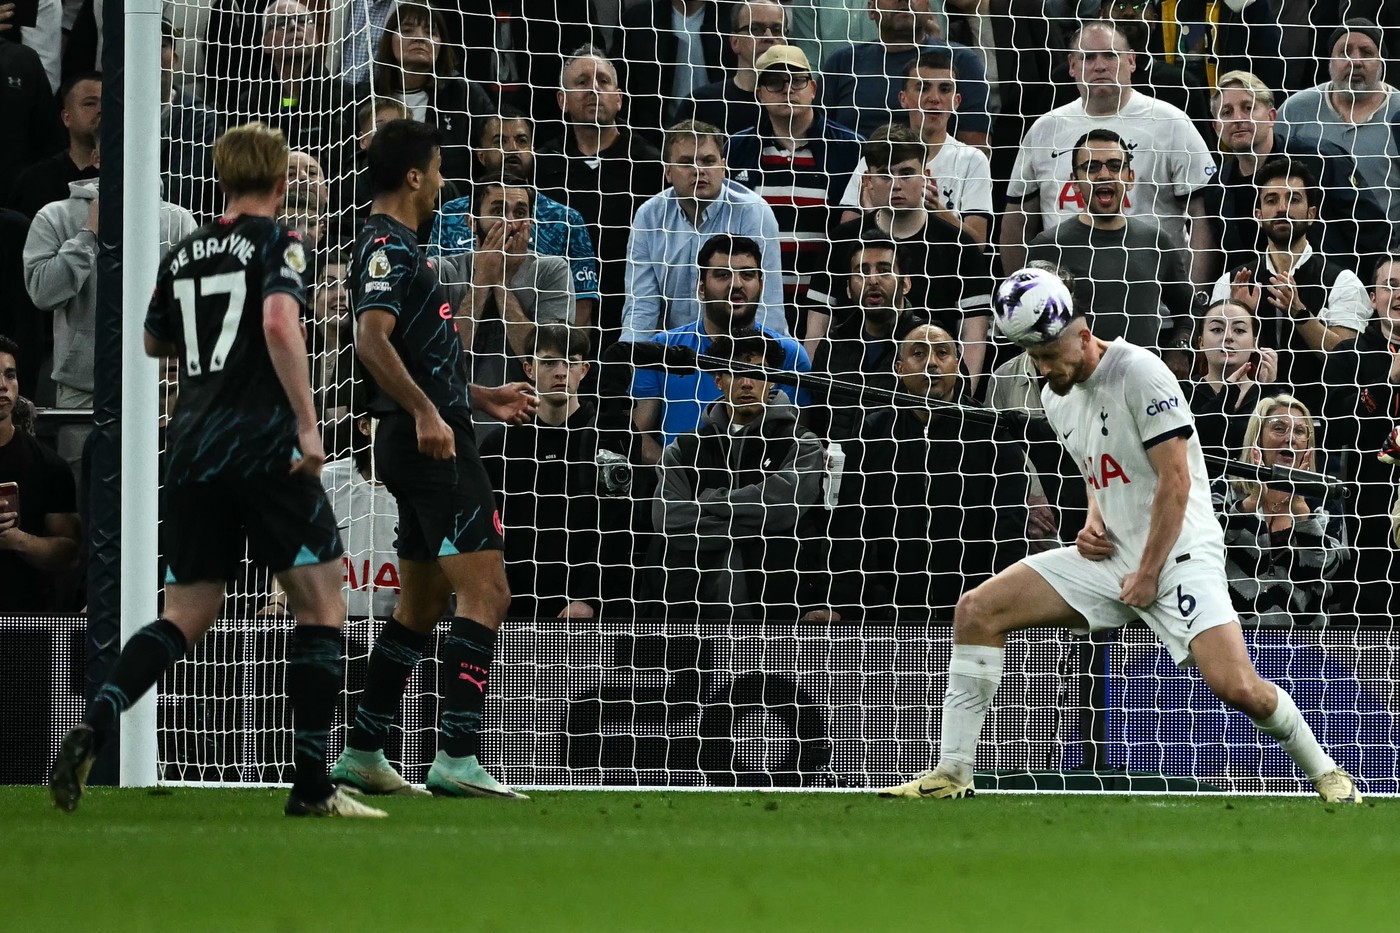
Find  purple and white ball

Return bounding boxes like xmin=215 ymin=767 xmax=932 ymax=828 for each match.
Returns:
xmin=993 ymin=268 xmax=1076 ymax=347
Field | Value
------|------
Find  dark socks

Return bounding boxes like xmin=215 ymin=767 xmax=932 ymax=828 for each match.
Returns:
xmin=347 ymin=619 xmax=430 ymax=752
xmin=440 ymin=617 xmax=497 ymax=759
xmin=86 ymin=619 xmax=188 ymax=749
xmin=287 ymin=625 xmax=343 ymax=800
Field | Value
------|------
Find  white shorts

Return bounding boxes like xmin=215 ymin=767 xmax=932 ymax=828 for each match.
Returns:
xmin=1021 ymin=547 xmax=1237 ymax=667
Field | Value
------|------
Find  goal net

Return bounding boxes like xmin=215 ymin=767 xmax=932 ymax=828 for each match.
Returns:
xmin=128 ymin=0 xmax=1400 ymax=793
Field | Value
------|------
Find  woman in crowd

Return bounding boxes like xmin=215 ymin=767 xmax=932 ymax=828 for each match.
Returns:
xmin=1185 ymin=298 xmax=1282 ymax=473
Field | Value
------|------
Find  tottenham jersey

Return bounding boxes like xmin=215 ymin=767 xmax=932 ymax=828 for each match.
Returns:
xmin=321 ymin=458 xmax=399 ymax=617
xmin=1040 ymin=339 xmax=1225 ymax=570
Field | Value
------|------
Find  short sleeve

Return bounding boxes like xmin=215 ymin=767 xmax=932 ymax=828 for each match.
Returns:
xmin=353 ymin=241 xmax=413 ymax=320
xmin=144 ymin=263 xmax=175 ymax=342
xmin=262 ymin=227 xmax=309 ymax=307
xmin=1125 ymin=352 xmax=1194 ymax=448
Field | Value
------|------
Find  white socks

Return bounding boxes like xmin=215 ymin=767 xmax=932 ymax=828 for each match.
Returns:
xmin=937 ymin=644 xmax=1005 ymax=785
xmin=1251 ymin=684 xmax=1337 ymax=780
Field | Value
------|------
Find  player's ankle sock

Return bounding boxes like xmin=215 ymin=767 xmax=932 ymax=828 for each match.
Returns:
xmin=936 ymin=644 xmax=1005 ymax=786
xmin=439 ymin=617 xmax=497 ymax=760
xmin=288 ymin=625 xmax=343 ymax=801
xmin=1251 ymin=684 xmax=1337 ymax=780
xmin=347 ymin=619 xmax=430 ymax=752
xmin=85 ymin=619 xmax=188 ymax=749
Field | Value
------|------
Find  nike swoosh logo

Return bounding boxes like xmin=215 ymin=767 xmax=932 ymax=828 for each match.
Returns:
xmin=1185 ymin=614 xmax=1200 ymax=630
xmin=1064 ymin=428 xmax=1074 ymax=438
xmin=1051 ymin=148 xmax=1074 ymax=158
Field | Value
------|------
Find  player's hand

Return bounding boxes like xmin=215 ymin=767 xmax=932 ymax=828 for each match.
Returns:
xmin=414 ymin=408 xmax=456 ymax=459
xmin=1227 ymin=269 xmax=1259 ymax=312
xmin=557 ymin=601 xmax=595 ymax=619
xmin=1075 ymin=518 xmax=1114 ymax=561
xmin=291 ymin=426 xmax=327 ymax=478
xmin=478 ymin=382 xmax=538 ymax=425
xmin=1118 ymin=570 xmax=1158 ymax=608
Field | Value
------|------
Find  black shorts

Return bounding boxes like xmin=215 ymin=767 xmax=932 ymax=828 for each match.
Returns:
xmin=373 ymin=408 xmax=504 ymax=561
xmin=163 ymin=473 xmax=344 ymax=585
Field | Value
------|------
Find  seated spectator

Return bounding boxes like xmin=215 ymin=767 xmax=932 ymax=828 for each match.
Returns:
xmin=481 ymin=324 xmax=632 ymax=620
xmin=837 ymin=50 xmax=993 ymax=246
xmin=0 ymin=24 xmax=64 ymax=194
xmin=819 ymin=125 xmax=993 ymax=388
xmin=652 ymin=328 xmax=825 ymax=621
xmin=1277 ymin=19 xmax=1400 ymax=241
xmin=0 ymin=333 xmax=81 ymax=612
xmin=23 ymin=165 xmax=196 ymax=477
xmin=537 ymin=46 xmax=665 ymax=352
xmin=621 ymin=120 xmax=786 ymax=343
xmin=1186 ymin=298 xmax=1283 ymax=473
xmin=7 ymin=71 xmax=100 ymax=219
xmin=352 ymin=2 xmax=494 ymax=183
xmin=430 ymin=111 xmax=598 ymax=327
xmin=440 ymin=172 xmax=574 ymax=398
xmin=1209 ymin=70 xmax=1391 ymax=280
xmin=820 ymin=0 xmax=990 ymax=146
xmin=1210 ymin=157 xmax=1374 ymax=415
xmin=278 ymin=149 xmax=330 ymax=250
xmin=160 ymin=17 xmax=219 ymax=222
xmin=1214 ymin=394 xmax=1348 ymax=627
xmin=829 ymin=322 xmax=1028 ymax=619
xmin=613 ymin=0 xmax=725 ymax=143
xmin=631 ymin=233 xmax=808 ymax=462
xmin=727 ymin=45 xmax=863 ymax=335
xmin=676 ymin=0 xmax=786 ymax=137
xmin=1027 ymin=128 xmax=1193 ymax=368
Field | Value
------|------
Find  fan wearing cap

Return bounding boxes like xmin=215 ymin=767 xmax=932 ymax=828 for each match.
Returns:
xmin=877 ymin=266 xmax=1361 ymax=805
xmin=1277 ymin=18 xmax=1400 ymax=237
xmin=727 ymin=45 xmax=863 ymax=340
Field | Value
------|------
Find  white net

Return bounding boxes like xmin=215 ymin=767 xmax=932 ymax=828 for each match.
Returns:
xmin=134 ymin=0 xmax=1400 ymax=793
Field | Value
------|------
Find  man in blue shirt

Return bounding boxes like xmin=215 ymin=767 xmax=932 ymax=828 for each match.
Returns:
xmin=429 ymin=112 xmax=600 ymax=327
xmin=622 ymin=120 xmax=788 ymax=343
xmin=632 ymin=234 xmax=809 ymax=463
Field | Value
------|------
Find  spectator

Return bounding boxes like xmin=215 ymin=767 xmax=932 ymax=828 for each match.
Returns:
xmin=7 ymin=71 xmax=100 ymax=219
xmin=344 ymin=97 xmax=411 ymax=233
xmin=1185 ymin=298 xmax=1282 ymax=473
xmin=308 ymin=250 xmax=357 ymax=461
xmin=0 ymin=333 xmax=80 ymax=612
xmin=1277 ymin=19 xmax=1400 ymax=239
xmin=614 ymin=0 xmax=725 ymax=141
xmin=821 ymin=0 xmax=990 ymax=146
xmin=1210 ymin=157 xmax=1373 ymax=415
xmin=0 ymin=22 xmax=65 ymax=194
xmin=809 ymin=239 xmax=921 ymax=441
xmin=481 ymin=324 xmax=630 ymax=620
xmin=536 ymin=46 xmax=665 ymax=353
xmin=1209 ymin=69 xmax=1391 ymax=280
xmin=431 ymin=112 xmax=599 ymax=327
xmin=829 ymin=321 xmax=1028 ymax=619
xmin=352 ymin=2 xmax=494 ymax=183
xmin=1026 ymin=127 xmax=1194 ymax=362
xmin=837 ymin=50 xmax=994 ymax=246
xmin=441 ymin=172 xmax=574 ymax=396
xmin=819 ymin=125 xmax=994 ymax=389
xmin=0 ymin=210 xmax=43 ymax=398
xmin=621 ymin=120 xmax=786 ymax=343
xmin=334 ymin=0 xmax=395 ymax=86
xmin=652 ymin=328 xmax=825 ymax=621
xmin=23 ymin=166 xmax=196 ymax=477
xmin=631 ymin=233 xmax=808 ymax=462
xmin=676 ymin=0 xmax=786 ymax=137
xmin=160 ymin=16 xmax=219 ymax=222
xmin=727 ymin=45 xmax=863 ymax=334
xmin=278 ymin=149 xmax=329 ymax=250
xmin=786 ymin=0 xmax=878 ymax=71
xmin=1214 ymin=394 xmax=1348 ymax=628
xmin=1001 ymin=20 xmax=1215 ymax=283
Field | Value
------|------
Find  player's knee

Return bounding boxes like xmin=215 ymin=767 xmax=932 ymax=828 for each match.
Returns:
xmin=1208 ymin=671 xmax=1269 ymax=716
xmin=953 ymin=586 xmax=996 ymax=642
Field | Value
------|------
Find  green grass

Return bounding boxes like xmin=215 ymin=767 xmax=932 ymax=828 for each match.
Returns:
xmin=4 ymin=787 xmax=1397 ymax=933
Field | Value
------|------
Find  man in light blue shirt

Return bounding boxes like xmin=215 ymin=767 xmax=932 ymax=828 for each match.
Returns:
xmin=632 ymin=233 xmax=810 ymax=462
xmin=622 ymin=120 xmax=788 ymax=343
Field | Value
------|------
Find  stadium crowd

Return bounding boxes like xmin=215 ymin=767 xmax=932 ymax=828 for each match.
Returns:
xmin=2 ymin=0 xmax=1400 ymax=627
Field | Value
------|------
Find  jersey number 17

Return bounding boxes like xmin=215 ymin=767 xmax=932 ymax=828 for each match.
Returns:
xmin=172 ymin=271 xmax=248 ymax=376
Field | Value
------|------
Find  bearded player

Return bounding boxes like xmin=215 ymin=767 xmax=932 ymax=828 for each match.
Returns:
xmin=879 ymin=267 xmax=1361 ymax=803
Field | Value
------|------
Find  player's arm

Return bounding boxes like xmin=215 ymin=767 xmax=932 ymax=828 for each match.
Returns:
xmin=264 ymin=292 xmax=326 ymax=477
xmin=354 ymin=308 xmax=454 ymax=459
xmin=1121 ymin=434 xmax=1190 ymax=608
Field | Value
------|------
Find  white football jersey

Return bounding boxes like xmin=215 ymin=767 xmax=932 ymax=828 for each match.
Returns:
xmin=1040 ymin=339 xmax=1225 ymax=572
xmin=1007 ymin=92 xmax=1215 ymax=245
xmin=840 ymin=137 xmax=994 ymax=219
xmin=321 ymin=458 xmax=400 ymax=618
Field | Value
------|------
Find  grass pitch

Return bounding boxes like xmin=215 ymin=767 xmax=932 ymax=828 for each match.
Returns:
xmin=4 ymin=787 xmax=1396 ymax=933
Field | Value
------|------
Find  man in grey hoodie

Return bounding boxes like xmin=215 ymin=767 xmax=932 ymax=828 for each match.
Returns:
xmin=653 ymin=328 xmax=826 ymax=619
xmin=22 ymin=166 xmax=196 ymax=474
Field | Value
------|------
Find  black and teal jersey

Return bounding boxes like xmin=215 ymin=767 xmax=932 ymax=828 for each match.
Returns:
xmin=145 ymin=214 xmax=310 ymax=485
xmin=349 ymin=213 xmax=470 ymax=416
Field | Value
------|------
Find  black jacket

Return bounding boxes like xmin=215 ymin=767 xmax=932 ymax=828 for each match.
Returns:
xmin=352 ymin=75 xmax=494 ymax=182
xmin=613 ymin=0 xmax=724 ymax=143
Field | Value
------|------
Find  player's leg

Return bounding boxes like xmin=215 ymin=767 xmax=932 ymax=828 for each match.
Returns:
xmin=1190 ymin=623 xmax=1360 ymax=803
xmin=880 ymin=558 xmax=1088 ymax=799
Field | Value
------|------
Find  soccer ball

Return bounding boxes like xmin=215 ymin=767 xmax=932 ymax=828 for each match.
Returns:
xmin=993 ymin=268 xmax=1076 ymax=347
